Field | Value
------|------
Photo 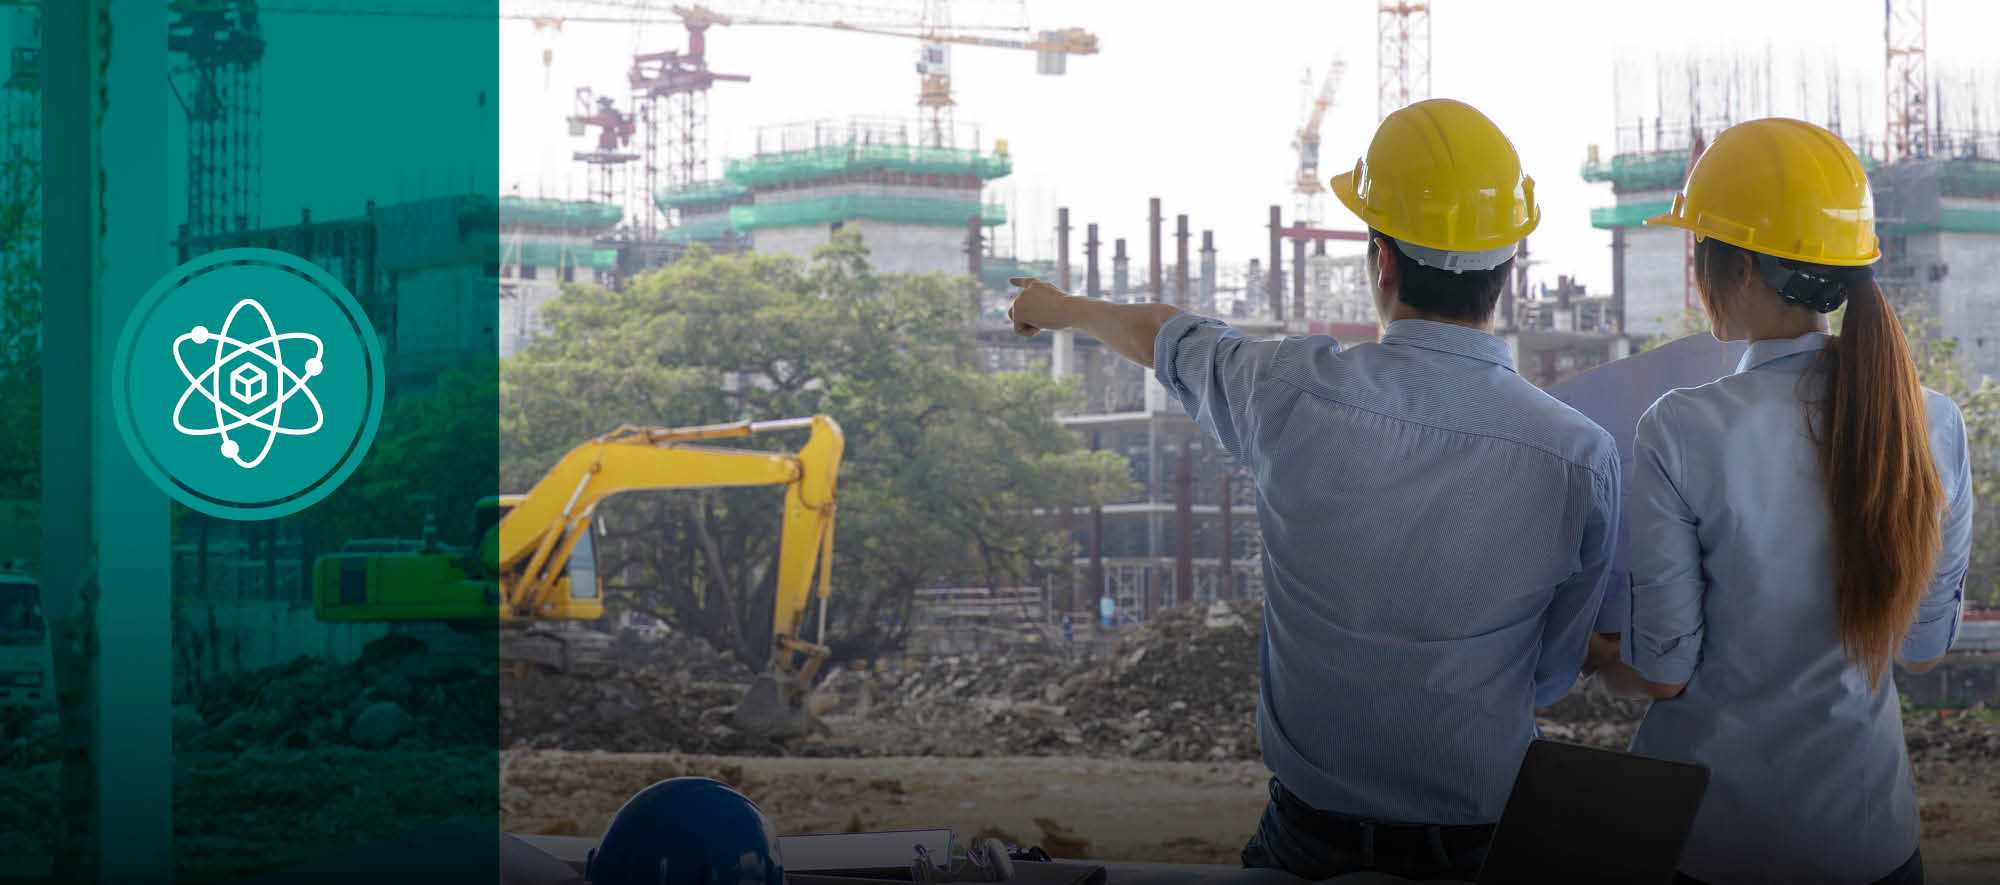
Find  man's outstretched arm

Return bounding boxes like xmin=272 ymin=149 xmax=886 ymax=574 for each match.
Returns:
xmin=1007 ymin=277 xmax=1182 ymax=367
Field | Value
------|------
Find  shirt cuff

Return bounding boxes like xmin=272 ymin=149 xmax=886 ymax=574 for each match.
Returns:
xmin=1152 ymin=311 xmax=1222 ymax=395
xmin=1623 ymin=580 xmax=1704 ymax=684
xmin=1901 ymin=586 xmax=1965 ymax=662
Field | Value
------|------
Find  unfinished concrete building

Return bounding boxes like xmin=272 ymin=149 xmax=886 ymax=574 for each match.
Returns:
xmin=1584 ymin=55 xmax=2000 ymax=382
xmin=659 ymin=118 xmax=1010 ymax=275
xmin=497 ymin=198 xmax=622 ymax=357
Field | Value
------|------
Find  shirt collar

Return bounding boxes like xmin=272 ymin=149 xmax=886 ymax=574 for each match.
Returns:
xmin=1379 ymin=319 xmax=1517 ymax=373
xmin=1736 ymin=331 xmax=1833 ymax=374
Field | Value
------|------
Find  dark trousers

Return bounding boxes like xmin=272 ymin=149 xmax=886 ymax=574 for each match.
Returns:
xmin=1674 ymin=849 xmax=1922 ymax=885
xmin=1240 ymin=778 xmax=1495 ymax=882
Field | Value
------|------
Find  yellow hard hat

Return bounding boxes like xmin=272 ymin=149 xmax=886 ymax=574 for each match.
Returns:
xmin=1644 ymin=118 xmax=1878 ymax=266
xmin=1331 ymin=98 xmax=1539 ymax=271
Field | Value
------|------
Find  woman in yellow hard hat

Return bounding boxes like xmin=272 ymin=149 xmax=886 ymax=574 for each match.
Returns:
xmin=1589 ymin=118 xmax=1970 ymax=884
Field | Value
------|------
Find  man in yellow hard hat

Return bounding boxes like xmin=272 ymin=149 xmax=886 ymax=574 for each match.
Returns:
xmin=1007 ymin=98 xmax=1619 ymax=880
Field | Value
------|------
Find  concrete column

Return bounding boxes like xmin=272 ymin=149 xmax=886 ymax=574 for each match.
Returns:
xmin=1054 ymin=207 xmax=1073 ymax=381
xmin=1148 ymin=197 xmax=1163 ymax=305
xmin=1175 ymin=445 xmax=1193 ymax=607
xmin=1112 ymin=238 xmax=1129 ymax=298
xmin=1292 ymin=236 xmax=1307 ymax=322
xmin=1084 ymin=223 xmax=1101 ymax=298
xmin=44 ymin=0 xmax=173 ymax=878
xmin=1218 ymin=470 xmax=1233 ymax=600
xmin=1056 ymin=207 xmax=1071 ymax=289
xmin=1268 ymin=206 xmax=1284 ymax=320
xmin=1052 ymin=330 xmax=1074 ymax=379
xmin=1174 ymin=214 xmax=1189 ymax=308
xmin=1200 ymin=230 xmax=1217 ymax=306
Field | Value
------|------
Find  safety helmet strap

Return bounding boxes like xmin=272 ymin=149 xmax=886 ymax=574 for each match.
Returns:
xmin=1391 ymin=238 xmax=1518 ymax=275
xmin=1753 ymin=251 xmax=1868 ymax=314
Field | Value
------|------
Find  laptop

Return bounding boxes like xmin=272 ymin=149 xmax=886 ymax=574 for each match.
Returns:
xmin=1476 ymin=739 xmax=1710 ymax=884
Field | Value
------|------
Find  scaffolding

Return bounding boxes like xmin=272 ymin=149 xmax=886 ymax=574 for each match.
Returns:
xmin=658 ymin=117 xmax=1013 ymax=245
xmin=169 ymin=0 xmax=264 ymax=238
xmin=499 ymin=197 xmax=621 ymax=232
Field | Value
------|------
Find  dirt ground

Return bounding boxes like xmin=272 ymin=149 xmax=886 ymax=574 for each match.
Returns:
xmin=499 ymin=751 xmax=2000 ymax=883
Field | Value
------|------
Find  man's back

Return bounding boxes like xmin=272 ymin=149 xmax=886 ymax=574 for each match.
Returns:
xmin=1155 ymin=315 xmax=1619 ymax=825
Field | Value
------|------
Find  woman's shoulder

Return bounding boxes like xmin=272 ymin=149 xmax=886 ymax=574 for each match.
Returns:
xmin=1637 ymin=371 xmax=1761 ymax=429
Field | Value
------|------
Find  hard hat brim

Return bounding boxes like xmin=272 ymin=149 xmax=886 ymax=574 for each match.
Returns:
xmin=1330 ymin=171 xmax=1540 ymax=255
xmin=1330 ymin=170 xmax=1373 ymax=235
xmin=1643 ymin=210 xmax=1881 ymax=267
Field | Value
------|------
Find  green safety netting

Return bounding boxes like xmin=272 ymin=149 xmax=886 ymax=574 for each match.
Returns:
xmin=1584 ymin=147 xmax=1880 ymax=195
xmin=658 ymin=180 xmax=749 ymax=210
xmin=1580 ymin=152 xmax=1688 ymax=193
xmin=1882 ymin=207 xmax=2000 ymax=235
xmin=662 ymin=217 xmax=742 ymax=242
xmin=729 ymin=196 xmax=1006 ymax=231
xmin=1589 ymin=201 xmax=1673 ymax=229
xmin=499 ymin=197 xmax=621 ymax=232
xmin=724 ymin=143 xmax=1012 ymax=189
xmin=980 ymin=256 xmax=1056 ymax=289
xmin=510 ymin=241 xmax=619 ymax=270
xmin=1941 ymin=159 xmax=2000 ymax=199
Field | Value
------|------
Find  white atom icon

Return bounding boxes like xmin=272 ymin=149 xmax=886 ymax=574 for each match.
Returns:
xmin=173 ymin=298 xmax=326 ymax=469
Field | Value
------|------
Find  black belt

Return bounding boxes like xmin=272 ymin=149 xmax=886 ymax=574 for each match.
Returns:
xmin=1269 ymin=778 xmax=1496 ymax=871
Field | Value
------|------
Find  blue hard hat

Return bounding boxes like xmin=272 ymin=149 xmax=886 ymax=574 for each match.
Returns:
xmin=586 ymin=778 xmax=784 ymax=885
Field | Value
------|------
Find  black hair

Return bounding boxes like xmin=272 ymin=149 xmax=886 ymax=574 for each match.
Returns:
xmin=1368 ymin=228 xmax=1514 ymax=323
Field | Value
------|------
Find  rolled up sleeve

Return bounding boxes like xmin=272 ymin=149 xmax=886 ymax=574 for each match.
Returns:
xmin=1534 ymin=446 xmax=1620 ymax=708
xmin=1903 ymin=402 xmax=1973 ymax=662
xmin=1153 ymin=313 xmax=1285 ymax=462
xmin=1623 ymin=395 xmax=1706 ymax=685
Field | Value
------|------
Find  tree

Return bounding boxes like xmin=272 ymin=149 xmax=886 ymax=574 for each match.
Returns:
xmin=311 ymin=362 xmax=501 ymax=549
xmin=499 ymin=232 xmax=1134 ymax=671
xmin=1899 ymin=298 xmax=2000 ymax=605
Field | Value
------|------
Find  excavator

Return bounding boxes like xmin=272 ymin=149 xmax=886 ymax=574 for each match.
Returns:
xmin=312 ymin=414 xmax=844 ymax=739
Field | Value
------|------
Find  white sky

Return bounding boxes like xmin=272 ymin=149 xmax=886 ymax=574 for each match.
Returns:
xmin=500 ymin=0 xmax=2000 ymax=294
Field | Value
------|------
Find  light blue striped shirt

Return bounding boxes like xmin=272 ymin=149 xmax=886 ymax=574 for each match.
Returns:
xmin=1623 ymin=331 xmax=1972 ymax=883
xmin=1154 ymin=314 xmax=1620 ymax=825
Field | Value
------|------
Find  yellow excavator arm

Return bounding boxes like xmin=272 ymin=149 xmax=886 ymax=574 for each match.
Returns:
xmin=497 ymin=415 xmax=844 ymax=734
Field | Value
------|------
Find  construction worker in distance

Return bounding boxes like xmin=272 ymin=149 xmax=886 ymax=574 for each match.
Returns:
xmin=1007 ymin=98 xmax=1618 ymax=881
xmin=1587 ymin=118 xmax=1969 ymax=885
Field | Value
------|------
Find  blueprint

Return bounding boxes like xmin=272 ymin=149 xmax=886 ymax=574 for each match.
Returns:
xmin=1547 ymin=334 xmax=1748 ymax=633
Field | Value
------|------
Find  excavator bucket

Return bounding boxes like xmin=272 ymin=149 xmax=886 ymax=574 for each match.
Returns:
xmin=733 ymin=673 xmax=816 ymax=739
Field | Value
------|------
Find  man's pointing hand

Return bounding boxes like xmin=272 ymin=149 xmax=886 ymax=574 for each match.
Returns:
xmin=1007 ymin=277 xmax=1072 ymax=338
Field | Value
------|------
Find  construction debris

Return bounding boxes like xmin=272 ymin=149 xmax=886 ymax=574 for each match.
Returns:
xmin=183 ymin=637 xmax=495 ymax=752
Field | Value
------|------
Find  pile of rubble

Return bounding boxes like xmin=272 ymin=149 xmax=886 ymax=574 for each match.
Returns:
xmin=182 ymin=634 xmax=495 ymax=752
xmin=608 ymin=627 xmax=756 ymax=684
xmin=830 ymin=599 xmax=1265 ymax=762
xmin=1904 ymin=707 xmax=2000 ymax=765
xmin=499 ymin=668 xmax=790 ymax=755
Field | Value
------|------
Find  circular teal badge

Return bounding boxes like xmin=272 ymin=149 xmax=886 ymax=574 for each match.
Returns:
xmin=112 ymin=248 xmax=386 ymax=520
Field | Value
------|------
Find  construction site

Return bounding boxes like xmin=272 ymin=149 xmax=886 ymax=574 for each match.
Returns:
xmin=9 ymin=0 xmax=2000 ymax=881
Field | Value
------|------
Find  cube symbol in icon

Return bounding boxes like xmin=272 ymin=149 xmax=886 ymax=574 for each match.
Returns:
xmin=229 ymin=363 xmax=267 ymax=403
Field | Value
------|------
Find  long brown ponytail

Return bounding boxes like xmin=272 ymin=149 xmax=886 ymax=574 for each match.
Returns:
xmin=1699 ymin=238 xmax=1944 ymax=686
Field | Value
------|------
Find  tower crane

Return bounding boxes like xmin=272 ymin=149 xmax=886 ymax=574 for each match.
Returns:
xmin=567 ymin=86 xmax=638 ymax=207
xmin=1291 ymin=57 xmax=1344 ymax=228
xmin=656 ymin=3 xmax=1098 ymax=149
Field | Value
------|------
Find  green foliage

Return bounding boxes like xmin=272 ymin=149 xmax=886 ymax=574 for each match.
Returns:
xmin=500 ymin=231 xmax=1134 ymax=667
xmin=311 ymin=364 xmax=500 ymax=549
xmin=1634 ymin=305 xmax=1712 ymax=353
xmin=1899 ymin=296 xmax=2000 ymax=606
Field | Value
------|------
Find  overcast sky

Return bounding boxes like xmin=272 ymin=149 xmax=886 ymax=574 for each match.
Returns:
xmin=498 ymin=0 xmax=1998 ymax=295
